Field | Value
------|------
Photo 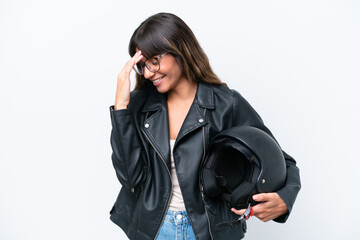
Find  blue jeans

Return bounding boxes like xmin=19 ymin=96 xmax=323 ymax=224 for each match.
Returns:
xmin=155 ymin=210 xmax=196 ymax=240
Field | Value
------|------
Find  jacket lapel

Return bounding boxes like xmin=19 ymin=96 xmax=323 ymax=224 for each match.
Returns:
xmin=176 ymin=82 xmax=215 ymax=143
xmin=176 ymin=99 xmax=207 ymax=143
xmin=141 ymin=91 xmax=171 ymax=170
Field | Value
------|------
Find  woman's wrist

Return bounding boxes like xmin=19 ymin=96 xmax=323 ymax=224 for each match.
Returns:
xmin=114 ymin=105 xmax=127 ymax=110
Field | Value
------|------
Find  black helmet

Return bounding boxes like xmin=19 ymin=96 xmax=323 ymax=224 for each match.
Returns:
xmin=201 ymin=126 xmax=286 ymax=210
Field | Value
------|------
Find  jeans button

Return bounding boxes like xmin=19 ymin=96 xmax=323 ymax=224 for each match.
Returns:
xmin=176 ymin=214 xmax=182 ymax=220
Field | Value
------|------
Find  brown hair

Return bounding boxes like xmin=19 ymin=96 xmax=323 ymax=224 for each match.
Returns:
xmin=128 ymin=12 xmax=227 ymax=90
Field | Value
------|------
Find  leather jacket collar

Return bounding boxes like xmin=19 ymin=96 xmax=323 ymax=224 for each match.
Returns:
xmin=141 ymin=81 xmax=215 ymax=112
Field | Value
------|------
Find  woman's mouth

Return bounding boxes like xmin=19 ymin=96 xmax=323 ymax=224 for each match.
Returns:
xmin=152 ymin=75 xmax=166 ymax=86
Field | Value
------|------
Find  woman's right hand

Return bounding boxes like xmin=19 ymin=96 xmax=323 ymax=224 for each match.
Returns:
xmin=114 ymin=50 xmax=144 ymax=110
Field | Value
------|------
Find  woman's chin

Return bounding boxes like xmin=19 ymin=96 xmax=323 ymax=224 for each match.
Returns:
xmin=155 ymin=86 xmax=169 ymax=93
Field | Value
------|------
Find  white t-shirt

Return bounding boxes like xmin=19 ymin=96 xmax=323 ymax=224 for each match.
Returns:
xmin=168 ymin=139 xmax=186 ymax=211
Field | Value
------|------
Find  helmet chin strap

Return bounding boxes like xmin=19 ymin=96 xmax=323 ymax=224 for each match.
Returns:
xmin=215 ymin=203 xmax=253 ymax=229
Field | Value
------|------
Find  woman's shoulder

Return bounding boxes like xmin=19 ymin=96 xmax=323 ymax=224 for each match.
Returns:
xmin=129 ymin=87 xmax=155 ymax=99
xmin=209 ymin=82 xmax=245 ymax=103
xmin=128 ymin=86 xmax=159 ymax=111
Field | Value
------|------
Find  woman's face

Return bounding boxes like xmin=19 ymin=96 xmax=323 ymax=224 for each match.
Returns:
xmin=140 ymin=52 xmax=188 ymax=94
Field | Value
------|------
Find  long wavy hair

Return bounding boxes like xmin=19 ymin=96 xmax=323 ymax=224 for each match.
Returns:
xmin=128 ymin=12 xmax=227 ymax=90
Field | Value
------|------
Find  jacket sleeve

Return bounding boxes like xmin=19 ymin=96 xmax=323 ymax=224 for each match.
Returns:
xmin=109 ymin=105 xmax=147 ymax=190
xmin=231 ymin=90 xmax=301 ymax=223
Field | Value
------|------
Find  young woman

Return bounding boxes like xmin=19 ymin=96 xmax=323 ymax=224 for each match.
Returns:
xmin=109 ymin=12 xmax=301 ymax=240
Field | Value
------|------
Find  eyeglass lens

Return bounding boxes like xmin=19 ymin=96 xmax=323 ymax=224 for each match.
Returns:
xmin=133 ymin=56 xmax=160 ymax=75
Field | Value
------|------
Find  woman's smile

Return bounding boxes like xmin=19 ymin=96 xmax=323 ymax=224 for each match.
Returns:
xmin=152 ymin=75 xmax=166 ymax=86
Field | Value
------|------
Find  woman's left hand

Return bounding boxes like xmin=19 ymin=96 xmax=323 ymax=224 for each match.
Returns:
xmin=231 ymin=193 xmax=288 ymax=222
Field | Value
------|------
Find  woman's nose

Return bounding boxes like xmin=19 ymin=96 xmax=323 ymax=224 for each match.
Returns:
xmin=143 ymin=67 xmax=155 ymax=79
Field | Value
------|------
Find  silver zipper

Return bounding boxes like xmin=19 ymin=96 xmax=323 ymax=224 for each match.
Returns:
xmin=141 ymin=127 xmax=173 ymax=240
xmin=198 ymin=109 xmax=214 ymax=240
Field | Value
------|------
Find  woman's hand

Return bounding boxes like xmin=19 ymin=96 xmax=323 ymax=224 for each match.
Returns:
xmin=231 ymin=193 xmax=288 ymax=222
xmin=114 ymin=50 xmax=144 ymax=110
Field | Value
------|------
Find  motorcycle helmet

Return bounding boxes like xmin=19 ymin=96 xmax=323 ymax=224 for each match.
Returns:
xmin=201 ymin=126 xmax=286 ymax=210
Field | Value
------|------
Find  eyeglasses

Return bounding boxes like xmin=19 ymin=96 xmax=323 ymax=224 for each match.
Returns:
xmin=133 ymin=53 xmax=167 ymax=75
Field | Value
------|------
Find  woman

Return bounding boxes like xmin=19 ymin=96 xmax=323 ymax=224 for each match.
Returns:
xmin=109 ymin=12 xmax=301 ymax=240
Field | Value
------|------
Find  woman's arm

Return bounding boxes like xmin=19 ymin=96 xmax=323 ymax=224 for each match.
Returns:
xmin=110 ymin=106 xmax=147 ymax=190
xmin=110 ymin=50 xmax=147 ymax=190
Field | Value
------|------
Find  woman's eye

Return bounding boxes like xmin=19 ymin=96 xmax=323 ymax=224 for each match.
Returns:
xmin=149 ymin=58 xmax=159 ymax=65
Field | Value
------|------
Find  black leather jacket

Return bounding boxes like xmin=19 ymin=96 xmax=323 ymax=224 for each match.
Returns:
xmin=109 ymin=82 xmax=301 ymax=240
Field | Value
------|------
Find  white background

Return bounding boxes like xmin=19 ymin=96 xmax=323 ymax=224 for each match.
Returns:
xmin=1 ymin=0 xmax=359 ymax=239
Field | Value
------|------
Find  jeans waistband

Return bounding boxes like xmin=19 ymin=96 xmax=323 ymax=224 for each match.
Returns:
xmin=164 ymin=210 xmax=190 ymax=224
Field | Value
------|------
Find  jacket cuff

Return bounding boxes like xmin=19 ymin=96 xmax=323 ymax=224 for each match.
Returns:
xmin=110 ymin=105 xmax=130 ymax=115
xmin=273 ymin=191 xmax=290 ymax=223
xmin=273 ymin=163 xmax=301 ymax=223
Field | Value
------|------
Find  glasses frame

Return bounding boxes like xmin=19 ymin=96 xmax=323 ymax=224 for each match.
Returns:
xmin=133 ymin=53 xmax=167 ymax=75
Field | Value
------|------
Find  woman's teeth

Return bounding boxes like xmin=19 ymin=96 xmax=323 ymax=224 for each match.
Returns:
xmin=153 ymin=76 xmax=165 ymax=83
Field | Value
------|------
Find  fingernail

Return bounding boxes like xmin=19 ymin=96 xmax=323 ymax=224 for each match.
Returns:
xmin=253 ymin=195 xmax=258 ymax=201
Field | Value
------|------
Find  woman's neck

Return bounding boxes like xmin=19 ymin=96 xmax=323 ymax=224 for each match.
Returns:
xmin=167 ymin=80 xmax=198 ymax=103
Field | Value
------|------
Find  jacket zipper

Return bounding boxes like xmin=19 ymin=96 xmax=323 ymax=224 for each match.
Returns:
xmin=199 ymin=109 xmax=214 ymax=240
xmin=140 ymin=127 xmax=173 ymax=240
